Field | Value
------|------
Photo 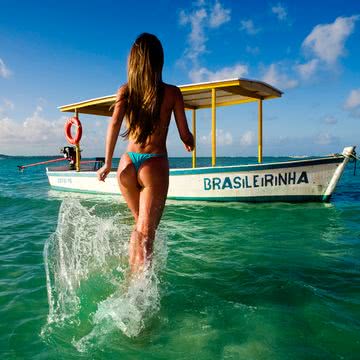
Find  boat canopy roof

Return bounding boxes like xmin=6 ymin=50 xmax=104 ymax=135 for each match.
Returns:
xmin=59 ymin=78 xmax=282 ymax=116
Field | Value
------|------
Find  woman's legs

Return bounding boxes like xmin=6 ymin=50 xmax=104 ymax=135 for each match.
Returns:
xmin=117 ymin=154 xmax=140 ymax=222
xmin=118 ymin=154 xmax=169 ymax=273
xmin=130 ymin=157 xmax=169 ymax=273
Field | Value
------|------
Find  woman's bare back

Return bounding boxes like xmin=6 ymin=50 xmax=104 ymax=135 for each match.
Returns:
xmin=126 ymin=83 xmax=194 ymax=154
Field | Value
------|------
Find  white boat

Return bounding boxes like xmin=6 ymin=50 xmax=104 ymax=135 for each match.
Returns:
xmin=47 ymin=78 xmax=356 ymax=202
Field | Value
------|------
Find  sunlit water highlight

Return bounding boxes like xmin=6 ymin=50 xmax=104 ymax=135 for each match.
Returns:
xmin=1 ymin=156 xmax=360 ymax=359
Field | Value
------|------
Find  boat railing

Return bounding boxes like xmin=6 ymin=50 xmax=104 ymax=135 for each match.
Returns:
xmin=48 ymin=158 xmax=105 ymax=172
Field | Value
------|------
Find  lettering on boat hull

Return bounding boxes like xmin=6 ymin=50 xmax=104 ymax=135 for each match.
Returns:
xmin=57 ymin=177 xmax=73 ymax=185
xmin=203 ymin=171 xmax=309 ymax=191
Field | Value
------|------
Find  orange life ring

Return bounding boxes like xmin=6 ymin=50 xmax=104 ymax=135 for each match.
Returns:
xmin=64 ymin=116 xmax=82 ymax=145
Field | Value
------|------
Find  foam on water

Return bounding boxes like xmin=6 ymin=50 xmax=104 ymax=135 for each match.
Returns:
xmin=41 ymin=199 xmax=167 ymax=349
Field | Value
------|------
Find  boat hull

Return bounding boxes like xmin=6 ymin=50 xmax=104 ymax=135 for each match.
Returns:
xmin=46 ymin=147 xmax=355 ymax=203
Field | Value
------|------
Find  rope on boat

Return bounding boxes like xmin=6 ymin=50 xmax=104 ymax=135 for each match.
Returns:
xmin=17 ymin=158 xmax=104 ymax=172
xmin=344 ymin=150 xmax=359 ymax=176
xmin=17 ymin=157 xmax=66 ymax=172
xmin=336 ymin=149 xmax=359 ymax=176
xmin=349 ymin=153 xmax=360 ymax=161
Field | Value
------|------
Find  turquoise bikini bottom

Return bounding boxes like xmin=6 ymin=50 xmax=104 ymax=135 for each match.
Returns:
xmin=127 ymin=152 xmax=167 ymax=173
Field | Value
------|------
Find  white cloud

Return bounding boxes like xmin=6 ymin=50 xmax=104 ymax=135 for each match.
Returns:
xmin=179 ymin=1 xmax=245 ymax=84
xmin=179 ymin=8 xmax=208 ymax=64
xmin=344 ymin=89 xmax=360 ymax=117
xmin=314 ymin=132 xmax=338 ymax=146
xmin=3 ymin=99 xmax=14 ymax=110
xmin=344 ymin=88 xmax=360 ymax=109
xmin=240 ymin=130 xmax=255 ymax=146
xmin=0 ymin=58 xmax=12 ymax=79
xmin=179 ymin=1 xmax=231 ymax=78
xmin=0 ymin=105 xmax=110 ymax=155
xmin=0 ymin=99 xmax=15 ymax=115
xmin=295 ymin=59 xmax=319 ymax=79
xmin=0 ymin=105 xmax=65 ymax=145
xmin=271 ymin=3 xmax=287 ymax=21
xmin=267 ymin=133 xmax=342 ymax=155
xmin=323 ymin=115 xmax=337 ymax=125
xmin=189 ymin=63 xmax=248 ymax=82
xmin=200 ymin=128 xmax=233 ymax=146
xmin=302 ymin=15 xmax=359 ymax=64
xmin=217 ymin=129 xmax=233 ymax=145
xmin=240 ymin=19 xmax=261 ymax=35
xmin=262 ymin=63 xmax=298 ymax=89
xmin=209 ymin=1 xmax=231 ymax=28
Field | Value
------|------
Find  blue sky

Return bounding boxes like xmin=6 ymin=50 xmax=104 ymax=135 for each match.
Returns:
xmin=0 ymin=0 xmax=359 ymax=157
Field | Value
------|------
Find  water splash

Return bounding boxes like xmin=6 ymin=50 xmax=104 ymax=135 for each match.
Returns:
xmin=41 ymin=199 xmax=167 ymax=349
xmin=74 ymin=264 xmax=161 ymax=351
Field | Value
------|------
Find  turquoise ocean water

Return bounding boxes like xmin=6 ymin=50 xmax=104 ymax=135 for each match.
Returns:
xmin=1 ymin=155 xmax=360 ymax=359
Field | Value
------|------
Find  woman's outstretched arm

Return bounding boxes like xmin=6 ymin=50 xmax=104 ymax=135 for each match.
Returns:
xmin=97 ymin=86 xmax=127 ymax=181
xmin=173 ymin=87 xmax=194 ymax=152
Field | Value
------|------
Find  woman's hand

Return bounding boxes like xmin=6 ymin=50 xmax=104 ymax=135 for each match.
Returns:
xmin=97 ymin=163 xmax=112 ymax=182
xmin=183 ymin=134 xmax=195 ymax=152
xmin=184 ymin=143 xmax=194 ymax=152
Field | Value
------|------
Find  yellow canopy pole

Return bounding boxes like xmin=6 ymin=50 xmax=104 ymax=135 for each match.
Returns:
xmin=192 ymin=109 xmax=197 ymax=168
xmin=258 ymin=99 xmax=263 ymax=163
xmin=211 ymin=88 xmax=216 ymax=166
xmin=75 ymin=109 xmax=81 ymax=172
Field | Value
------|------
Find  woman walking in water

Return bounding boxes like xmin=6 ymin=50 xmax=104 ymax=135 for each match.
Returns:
xmin=97 ymin=33 xmax=194 ymax=273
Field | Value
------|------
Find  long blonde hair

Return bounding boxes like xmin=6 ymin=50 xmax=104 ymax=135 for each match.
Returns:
xmin=121 ymin=33 xmax=164 ymax=146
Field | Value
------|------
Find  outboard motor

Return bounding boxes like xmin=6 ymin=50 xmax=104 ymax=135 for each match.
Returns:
xmin=60 ymin=146 xmax=78 ymax=170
